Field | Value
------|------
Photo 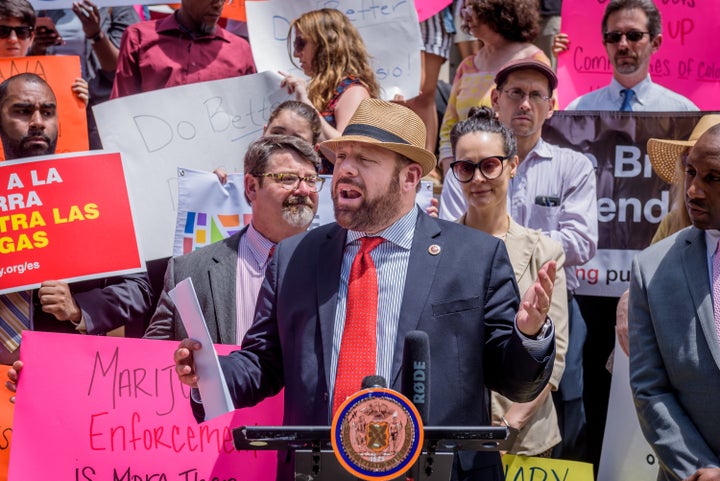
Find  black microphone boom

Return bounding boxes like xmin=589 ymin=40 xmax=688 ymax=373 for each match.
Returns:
xmin=401 ymin=330 xmax=430 ymax=424
xmin=361 ymin=375 xmax=387 ymax=389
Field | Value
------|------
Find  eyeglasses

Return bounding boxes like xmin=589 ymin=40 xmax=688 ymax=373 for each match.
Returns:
xmin=501 ymin=88 xmax=551 ymax=105
xmin=603 ymin=30 xmax=650 ymax=44
xmin=255 ymin=172 xmax=324 ymax=192
xmin=293 ymin=35 xmax=307 ymax=52
xmin=450 ymin=156 xmax=509 ymax=183
xmin=0 ymin=25 xmax=34 ymax=40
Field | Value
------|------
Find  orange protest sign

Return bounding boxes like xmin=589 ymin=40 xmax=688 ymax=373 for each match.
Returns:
xmin=0 ymin=56 xmax=88 ymax=160
xmin=0 ymin=365 xmax=13 ymax=481
xmin=222 ymin=0 xmax=247 ymax=21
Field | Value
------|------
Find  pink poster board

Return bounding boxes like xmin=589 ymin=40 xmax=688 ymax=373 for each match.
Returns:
xmin=557 ymin=0 xmax=719 ymax=110
xmin=415 ymin=0 xmax=453 ymax=23
xmin=9 ymin=332 xmax=283 ymax=480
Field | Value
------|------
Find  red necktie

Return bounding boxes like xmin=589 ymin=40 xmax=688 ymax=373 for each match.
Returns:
xmin=333 ymin=236 xmax=384 ymax=414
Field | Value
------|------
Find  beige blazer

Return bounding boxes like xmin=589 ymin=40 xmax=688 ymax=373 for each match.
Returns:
xmin=493 ymin=218 xmax=568 ymax=455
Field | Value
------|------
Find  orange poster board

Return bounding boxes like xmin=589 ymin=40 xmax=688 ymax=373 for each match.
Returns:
xmin=0 ymin=56 xmax=89 ymax=160
xmin=222 ymin=0 xmax=247 ymax=21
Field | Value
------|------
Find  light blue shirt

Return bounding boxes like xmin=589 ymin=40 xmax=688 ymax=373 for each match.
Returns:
xmin=440 ymin=138 xmax=598 ymax=290
xmin=329 ymin=206 xmax=416 ymax=405
xmin=566 ymin=76 xmax=699 ymax=111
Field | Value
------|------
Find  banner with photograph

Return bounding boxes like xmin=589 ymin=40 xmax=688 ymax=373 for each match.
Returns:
xmin=0 ymin=152 xmax=143 ymax=294
xmin=0 ymin=56 xmax=88 ymax=160
xmin=9 ymin=331 xmax=282 ymax=480
xmin=542 ymin=111 xmax=714 ymax=297
xmin=557 ymin=0 xmax=720 ymax=110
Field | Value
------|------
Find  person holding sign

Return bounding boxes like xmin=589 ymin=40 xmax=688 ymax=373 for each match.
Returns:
xmin=629 ymin=124 xmax=720 ymax=481
xmin=437 ymin=0 xmax=550 ymax=174
xmin=0 ymin=73 xmax=153 ymax=365
xmin=174 ymin=98 xmax=558 ymax=481
xmin=111 ymin=0 xmax=255 ymax=99
xmin=450 ymin=106 xmax=569 ymax=457
xmin=0 ymin=0 xmax=89 ymax=107
xmin=145 ymin=134 xmax=321 ymax=344
xmin=279 ymin=8 xmax=379 ymax=172
xmin=565 ymin=0 xmax=697 ymax=111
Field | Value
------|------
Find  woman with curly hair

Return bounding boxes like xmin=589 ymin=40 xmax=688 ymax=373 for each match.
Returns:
xmin=437 ymin=0 xmax=549 ymax=173
xmin=280 ymin=9 xmax=379 ymax=151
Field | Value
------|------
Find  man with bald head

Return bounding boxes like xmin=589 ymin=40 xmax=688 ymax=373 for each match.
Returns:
xmin=629 ymin=124 xmax=720 ymax=481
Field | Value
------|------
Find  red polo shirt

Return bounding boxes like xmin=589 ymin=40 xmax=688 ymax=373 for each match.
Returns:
xmin=111 ymin=13 xmax=256 ymax=98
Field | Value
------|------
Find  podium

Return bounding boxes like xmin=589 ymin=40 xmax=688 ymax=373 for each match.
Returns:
xmin=233 ymin=425 xmax=515 ymax=480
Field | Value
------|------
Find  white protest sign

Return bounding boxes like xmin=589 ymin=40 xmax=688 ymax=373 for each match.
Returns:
xmin=597 ymin=338 xmax=658 ymax=481
xmin=93 ymin=71 xmax=291 ymax=261
xmin=246 ymin=0 xmax=421 ymax=100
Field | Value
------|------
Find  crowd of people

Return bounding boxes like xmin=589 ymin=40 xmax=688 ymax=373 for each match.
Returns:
xmin=1 ymin=0 xmax=719 ymax=480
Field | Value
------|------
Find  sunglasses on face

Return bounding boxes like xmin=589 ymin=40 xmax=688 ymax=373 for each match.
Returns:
xmin=293 ymin=35 xmax=307 ymax=52
xmin=450 ymin=156 xmax=509 ymax=183
xmin=603 ymin=30 xmax=649 ymax=44
xmin=0 ymin=25 xmax=34 ymax=40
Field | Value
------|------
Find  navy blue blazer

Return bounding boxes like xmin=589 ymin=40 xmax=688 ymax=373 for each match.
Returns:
xmin=205 ymin=211 xmax=554 ymax=480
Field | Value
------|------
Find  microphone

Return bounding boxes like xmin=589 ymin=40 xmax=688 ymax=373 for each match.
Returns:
xmin=361 ymin=375 xmax=387 ymax=389
xmin=401 ymin=330 xmax=431 ymax=424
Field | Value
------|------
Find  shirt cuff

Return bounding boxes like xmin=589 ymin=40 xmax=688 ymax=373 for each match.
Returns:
xmin=515 ymin=316 xmax=554 ymax=360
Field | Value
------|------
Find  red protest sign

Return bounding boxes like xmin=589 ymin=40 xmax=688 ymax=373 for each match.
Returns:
xmin=0 ymin=152 xmax=143 ymax=294
xmin=0 ymin=56 xmax=89 ymax=159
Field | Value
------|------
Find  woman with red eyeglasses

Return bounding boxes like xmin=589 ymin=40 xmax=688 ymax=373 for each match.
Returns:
xmin=0 ymin=0 xmax=89 ymax=106
xmin=279 ymin=8 xmax=379 ymax=172
xmin=451 ymin=106 xmax=568 ymax=457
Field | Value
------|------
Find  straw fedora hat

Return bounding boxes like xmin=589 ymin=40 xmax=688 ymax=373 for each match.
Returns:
xmin=320 ymin=98 xmax=437 ymax=177
xmin=647 ymin=114 xmax=720 ymax=184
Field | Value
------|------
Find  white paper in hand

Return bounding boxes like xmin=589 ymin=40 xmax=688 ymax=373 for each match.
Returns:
xmin=169 ymin=277 xmax=234 ymax=421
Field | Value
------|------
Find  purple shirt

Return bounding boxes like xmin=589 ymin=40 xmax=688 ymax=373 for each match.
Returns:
xmin=235 ymin=223 xmax=275 ymax=344
xmin=111 ymin=12 xmax=255 ymax=98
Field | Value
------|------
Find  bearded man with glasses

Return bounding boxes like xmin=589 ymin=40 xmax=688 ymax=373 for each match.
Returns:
xmin=145 ymin=135 xmax=321 ymax=344
xmin=566 ymin=0 xmax=698 ymax=111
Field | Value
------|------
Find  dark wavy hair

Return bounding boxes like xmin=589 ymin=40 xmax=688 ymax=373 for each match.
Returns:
xmin=0 ymin=0 xmax=36 ymax=26
xmin=601 ymin=0 xmax=662 ymax=39
xmin=450 ymin=106 xmax=517 ymax=159
xmin=462 ymin=0 xmax=540 ymax=42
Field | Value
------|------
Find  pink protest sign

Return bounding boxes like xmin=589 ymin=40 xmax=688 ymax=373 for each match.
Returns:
xmin=9 ymin=332 xmax=282 ymax=480
xmin=415 ymin=0 xmax=453 ymax=22
xmin=557 ymin=0 xmax=719 ymax=110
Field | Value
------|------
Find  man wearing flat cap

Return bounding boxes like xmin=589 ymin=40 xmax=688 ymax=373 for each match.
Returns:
xmin=174 ymin=99 xmax=557 ymax=481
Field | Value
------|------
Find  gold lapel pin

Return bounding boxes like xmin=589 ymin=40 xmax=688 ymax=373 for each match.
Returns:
xmin=428 ymin=244 xmax=441 ymax=256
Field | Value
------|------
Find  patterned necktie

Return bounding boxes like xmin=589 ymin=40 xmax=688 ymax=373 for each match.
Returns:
xmin=0 ymin=291 xmax=31 ymax=352
xmin=712 ymin=240 xmax=720 ymax=345
xmin=333 ymin=236 xmax=384 ymax=414
xmin=620 ymin=88 xmax=635 ymax=111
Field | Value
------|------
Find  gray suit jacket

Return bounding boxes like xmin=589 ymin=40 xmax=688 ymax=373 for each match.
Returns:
xmin=144 ymin=229 xmax=245 ymax=343
xmin=629 ymin=226 xmax=720 ymax=481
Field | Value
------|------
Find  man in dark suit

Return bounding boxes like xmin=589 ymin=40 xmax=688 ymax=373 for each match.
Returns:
xmin=174 ymin=99 xmax=557 ymax=481
xmin=629 ymin=124 xmax=720 ymax=481
xmin=0 ymin=73 xmax=152 ymax=366
xmin=144 ymin=135 xmax=321 ymax=343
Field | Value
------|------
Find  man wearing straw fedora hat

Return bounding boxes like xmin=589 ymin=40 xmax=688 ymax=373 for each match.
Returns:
xmin=174 ymin=98 xmax=558 ymax=481
xmin=629 ymin=123 xmax=720 ymax=481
